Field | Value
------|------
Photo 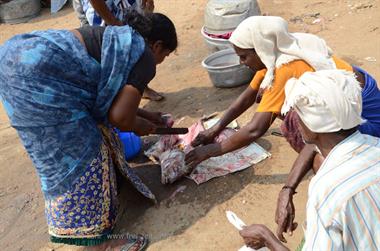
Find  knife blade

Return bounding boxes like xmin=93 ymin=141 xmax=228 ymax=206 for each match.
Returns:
xmin=154 ymin=127 xmax=189 ymax=135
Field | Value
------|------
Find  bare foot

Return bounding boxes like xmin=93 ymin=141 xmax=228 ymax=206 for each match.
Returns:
xmin=142 ymin=87 xmax=164 ymax=101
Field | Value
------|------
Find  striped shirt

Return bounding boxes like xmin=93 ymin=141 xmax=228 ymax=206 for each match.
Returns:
xmin=303 ymin=132 xmax=380 ymax=251
xmin=81 ymin=0 xmax=142 ymax=26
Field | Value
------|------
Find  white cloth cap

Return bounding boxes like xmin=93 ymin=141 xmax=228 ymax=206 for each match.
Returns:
xmin=229 ymin=16 xmax=336 ymax=89
xmin=282 ymin=70 xmax=364 ymax=133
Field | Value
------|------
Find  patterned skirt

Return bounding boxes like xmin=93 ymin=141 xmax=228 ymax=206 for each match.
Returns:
xmin=45 ymin=126 xmax=156 ymax=246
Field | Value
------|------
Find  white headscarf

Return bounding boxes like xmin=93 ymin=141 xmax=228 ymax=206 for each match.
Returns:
xmin=282 ymin=70 xmax=364 ymax=133
xmin=229 ymin=16 xmax=336 ymax=89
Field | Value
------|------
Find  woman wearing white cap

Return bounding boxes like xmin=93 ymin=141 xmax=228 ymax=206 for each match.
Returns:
xmin=239 ymin=70 xmax=380 ymax=251
xmin=186 ymin=16 xmax=380 ymax=242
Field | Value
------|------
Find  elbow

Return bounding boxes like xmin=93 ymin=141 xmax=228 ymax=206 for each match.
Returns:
xmin=108 ymin=111 xmax=135 ymax=131
xmin=246 ymin=126 xmax=266 ymax=142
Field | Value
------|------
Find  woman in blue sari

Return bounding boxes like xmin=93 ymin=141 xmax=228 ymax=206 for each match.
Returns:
xmin=0 ymin=12 xmax=177 ymax=251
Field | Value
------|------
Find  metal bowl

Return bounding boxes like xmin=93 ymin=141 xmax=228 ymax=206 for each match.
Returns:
xmin=202 ymin=49 xmax=255 ymax=88
xmin=201 ymin=26 xmax=232 ymax=53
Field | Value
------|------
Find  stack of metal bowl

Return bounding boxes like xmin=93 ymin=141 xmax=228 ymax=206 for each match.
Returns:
xmin=201 ymin=0 xmax=261 ymax=88
xmin=200 ymin=26 xmax=232 ymax=54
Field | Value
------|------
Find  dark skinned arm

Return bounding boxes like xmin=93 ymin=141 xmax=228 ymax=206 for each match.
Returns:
xmin=137 ymin=108 xmax=152 ymax=120
xmin=275 ymin=144 xmax=316 ymax=242
xmin=191 ymin=86 xmax=258 ymax=147
xmin=214 ymin=87 xmax=259 ymax=133
xmin=284 ymin=144 xmax=316 ymax=190
xmin=217 ymin=111 xmax=275 ymax=154
xmin=108 ymin=85 xmax=156 ymax=135
xmin=137 ymin=108 xmax=166 ymax=126
xmin=240 ymin=224 xmax=290 ymax=251
xmin=186 ymin=111 xmax=276 ymax=168
xmin=89 ymin=0 xmax=123 ymax=25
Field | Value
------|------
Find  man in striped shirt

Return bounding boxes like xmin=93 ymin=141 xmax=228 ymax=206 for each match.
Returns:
xmin=239 ymin=70 xmax=380 ymax=250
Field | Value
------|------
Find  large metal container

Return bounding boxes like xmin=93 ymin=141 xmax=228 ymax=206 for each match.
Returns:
xmin=201 ymin=26 xmax=232 ymax=53
xmin=202 ymin=49 xmax=254 ymax=88
xmin=0 ymin=0 xmax=41 ymax=24
xmin=204 ymin=0 xmax=261 ymax=35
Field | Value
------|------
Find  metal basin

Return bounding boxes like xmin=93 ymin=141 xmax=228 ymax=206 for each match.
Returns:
xmin=202 ymin=49 xmax=255 ymax=88
xmin=0 ymin=0 xmax=40 ymax=24
xmin=201 ymin=26 xmax=232 ymax=53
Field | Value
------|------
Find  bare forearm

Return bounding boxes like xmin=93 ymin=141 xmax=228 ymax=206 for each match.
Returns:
xmin=215 ymin=88 xmax=257 ymax=132
xmin=137 ymin=108 xmax=150 ymax=120
xmin=264 ymin=231 xmax=290 ymax=251
xmin=219 ymin=126 xmax=263 ymax=154
xmin=243 ymin=225 xmax=290 ymax=251
xmin=131 ymin=117 xmax=149 ymax=132
xmin=210 ymin=112 xmax=274 ymax=157
xmin=89 ymin=0 xmax=121 ymax=25
xmin=285 ymin=144 xmax=316 ymax=188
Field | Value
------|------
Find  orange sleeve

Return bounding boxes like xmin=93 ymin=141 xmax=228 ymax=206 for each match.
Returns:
xmin=332 ymin=56 xmax=353 ymax=71
xmin=249 ymin=69 xmax=267 ymax=90
xmin=252 ymin=58 xmax=349 ymax=114
xmin=256 ymin=61 xmax=315 ymax=114
xmin=256 ymin=67 xmax=294 ymax=114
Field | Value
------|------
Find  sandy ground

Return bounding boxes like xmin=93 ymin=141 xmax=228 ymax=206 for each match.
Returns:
xmin=0 ymin=0 xmax=379 ymax=250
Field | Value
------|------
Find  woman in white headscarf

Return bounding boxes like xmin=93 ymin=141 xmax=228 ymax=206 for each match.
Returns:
xmin=186 ymin=16 xmax=379 ymax=167
xmin=186 ymin=16 xmax=353 ymax=163
xmin=186 ymin=16 xmax=380 ymax=243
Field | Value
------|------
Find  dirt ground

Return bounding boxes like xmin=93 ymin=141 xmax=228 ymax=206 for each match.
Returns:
xmin=0 ymin=0 xmax=379 ymax=250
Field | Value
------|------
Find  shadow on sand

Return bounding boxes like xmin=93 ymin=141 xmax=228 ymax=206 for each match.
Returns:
xmin=113 ymin=136 xmax=286 ymax=244
xmin=141 ymin=85 xmax=248 ymax=122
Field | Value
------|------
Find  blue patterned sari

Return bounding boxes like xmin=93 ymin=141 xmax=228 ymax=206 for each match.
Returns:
xmin=0 ymin=26 xmax=155 ymax=244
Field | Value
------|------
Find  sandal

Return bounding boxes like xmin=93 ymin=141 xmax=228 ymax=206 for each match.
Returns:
xmin=120 ymin=235 xmax=148 ymax=251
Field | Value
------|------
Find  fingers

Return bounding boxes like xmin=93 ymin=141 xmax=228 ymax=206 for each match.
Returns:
xmin=186 ymin=160 xmax=199 ymax=170
xmin=275 ymin=208 xmax=288 ymax=242
xmin=286 ymin=213 xmax=295 ymax=235
xmin=276 ymin=224 xmax=287 ymax=243
xmin=191 ymin=135 xmax=203 ymax=147
xmin=289 ymin=222 xmax=298 ymax=235
xmin=240 ymin=226 xmax=267 ymax=249
xmin=276 ymin=212 xmax=288 ymax=243
xmin=245 ymin=239 xmax=265 ymax=249
xmin=185 ymin=157 xmax=199 ymax=169
xmin=276 ymin=217 xmax=298 ymax=242
xmin=185 ymin=150 xmax=202 ymax=170
xmin=185 ymin=150 xmax=195 ymax=163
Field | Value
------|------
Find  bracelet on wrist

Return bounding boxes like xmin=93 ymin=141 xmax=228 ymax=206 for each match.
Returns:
xmin=282 ymin=185 xmax=297 ymax=194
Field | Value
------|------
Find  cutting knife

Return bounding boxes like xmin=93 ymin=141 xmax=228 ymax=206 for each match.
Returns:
xmin=154 ymin=127 xmax=189 ymax=135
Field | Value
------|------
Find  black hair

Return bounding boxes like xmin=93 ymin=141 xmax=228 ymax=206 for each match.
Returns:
xmin=146 ymin=13 xmax=178 ymax=51
xmin=123 ymin=10 xmax=178 ymax=52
